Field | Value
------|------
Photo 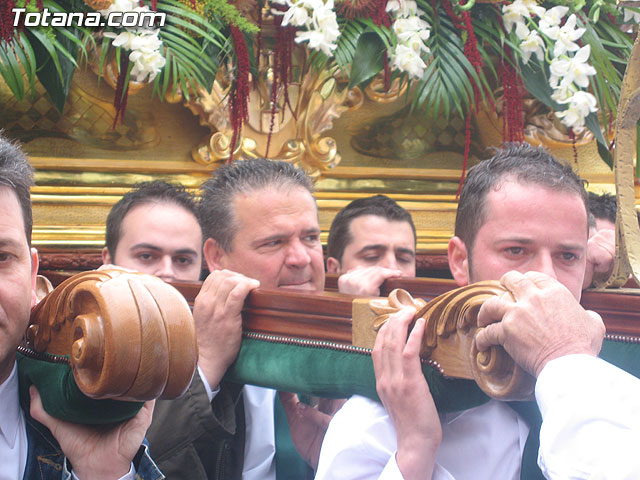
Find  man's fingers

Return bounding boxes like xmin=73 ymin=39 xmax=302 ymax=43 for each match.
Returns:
xmin=475 ymin=323 xmax=504 ymax=352
xmin=278 ymin=391 xmax=300 ymax=423
xmin=500 ymin=270 xmax=554 ymax=298
xmin=29 ymin=386 xmax=58 ymax=434
xmin=405 ymin=317 xmax=425 ymax=358
xmin=477 ymin=295 xmax=511 ymax=328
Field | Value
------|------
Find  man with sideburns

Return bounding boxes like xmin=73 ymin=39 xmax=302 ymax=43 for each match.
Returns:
xmin=0 ymin=134 xmax=161 ymax=480
xmin=317 ymin=142 xmax=640 ymax=479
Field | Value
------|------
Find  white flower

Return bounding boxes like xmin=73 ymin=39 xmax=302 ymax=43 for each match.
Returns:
xmin=392 ymin=14 xmax=431 ymax=52
xmin=539 ymin=5 xmax=569 ymax=30
xmin=390 ymin=44 xmax=426 ymax=79
xmin=623 ymin=7 xmax=640 ymax=23
xmin=522 ymin=0 xmax=545 ymax=18
xmin=552 ymin=14 xmax=586 ymax=57
xmin=555 ymin=91 xmax=597 ymax=129
xmin=104 ymin=30 xmax=139 ymax=50
xmin=549 ymin=45 xmax=596 ymax=89
xmin=313 ymin=4 xmax=340 ymax=43
xmin=520 ymin=30 xmax=545 ymax=64
xmin=280 ymin=5 xmax=310 ymax=27
xmin=129 ymin=49 xmax=166 ymax=82
xmin=551 ymin=84 xmax=575 ymax=104
xmin=100 ymin=0 xmax=146 ymax=16
xmin=295 ymin=28 xmax=336 ymax=55
xmin=515 ymin=21 xmax=530 ymax=41
xmin=386 ymin=0 xmax=418 ymax=17
xmin=502 ymin=0 xmax=531 ymax=33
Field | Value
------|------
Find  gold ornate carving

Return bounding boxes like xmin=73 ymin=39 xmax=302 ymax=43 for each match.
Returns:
xmin=26 ymin=269 xmax=198 ymax=401
xmin=183 ymin=16 xmax=363 ymax=177
xmin=599 ymin=30 xmax=640 ymax=287
xmin=353 ymin=282 xmax=535 ymax=401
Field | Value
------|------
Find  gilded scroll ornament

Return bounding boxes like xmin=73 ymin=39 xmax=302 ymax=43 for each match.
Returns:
xmin=353 ymin=282 xmax=535 ymax=401
xmin=25 ymin=269 xmax=198 ymax=401
xmin=183 ymin=17 xmax=364 ymax=178
xmin=598 ymin=29 xmax=640 ymax=287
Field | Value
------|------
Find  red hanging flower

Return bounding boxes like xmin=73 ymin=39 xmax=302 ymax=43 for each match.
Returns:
xmin=0 ymin=0 xmax=17 ymax=45
xmin=228 ymin=25 xmax=251 ymax=162
xmin=499 ymin=55 xmax=525 ymax=143
xmin=112 ymin=55 xmax=131 ymax=129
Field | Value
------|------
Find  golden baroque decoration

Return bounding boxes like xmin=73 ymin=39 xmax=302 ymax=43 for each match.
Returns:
xmin=353 ymin=282 xmax=535 ymax=401
xmin=184 ymin=61 xmax=364 ymax=178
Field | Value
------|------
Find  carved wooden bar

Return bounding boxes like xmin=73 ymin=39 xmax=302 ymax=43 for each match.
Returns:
xmin=175 ymin=279 xmax=536 ymax=400
xmin=26 ymin=269 xmax=198 ymax=401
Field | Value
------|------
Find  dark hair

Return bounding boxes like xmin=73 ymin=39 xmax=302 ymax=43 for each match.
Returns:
xmin=327 ymin=194 xmax=416 ymax=263
xmin=199 ymin=159 xmax=314 ymax=252
xmin=588 ymin=191 xmax=617 ymax=225
xmin=455 ymin=142 xmax=588 ymax=255
xmin=0 ymin=134 xmax=34 ymax=246
xmin=105 ymin=180 xmax=200 ymax=258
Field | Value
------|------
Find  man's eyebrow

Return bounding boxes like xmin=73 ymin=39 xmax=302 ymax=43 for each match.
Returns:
xmin=394 ymin=247 xmax=415 ymax=257
xmin=496 ymin=238 xmax=585 ymax=251
xmin=252 ymin=233 xmax=287 ymax=247
xmin=130 ymin=243 xmax=163 ymax=252
xmin=173 ymin=248 xmax=199 ymax=256
xmin=130 ymin=243 xmax=199 ymax=256
xmin=0 ymin=238 xmax=23 ymax=249
xmin=357 ymin=244 xmax=387 ymax=254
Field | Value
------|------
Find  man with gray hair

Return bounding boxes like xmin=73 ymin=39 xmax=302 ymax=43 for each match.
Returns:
xmin=152 ymin=159 xmax=329 ymax=479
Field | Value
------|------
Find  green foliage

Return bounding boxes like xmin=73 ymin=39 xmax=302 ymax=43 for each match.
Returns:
xmin=204 ymin=0 xmax=259 ymax=34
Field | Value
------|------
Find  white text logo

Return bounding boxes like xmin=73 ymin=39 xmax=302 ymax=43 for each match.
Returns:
xmin=12 ymin=8 xmax=166 ymax=28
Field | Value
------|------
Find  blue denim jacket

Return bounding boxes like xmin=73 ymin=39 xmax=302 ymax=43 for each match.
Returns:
xmin=23 ymin=413 xmax=164 ymax=480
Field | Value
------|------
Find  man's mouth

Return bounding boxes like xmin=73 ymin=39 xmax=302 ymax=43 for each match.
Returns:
xmin=278 ymin=279 xmax=312 ymax=290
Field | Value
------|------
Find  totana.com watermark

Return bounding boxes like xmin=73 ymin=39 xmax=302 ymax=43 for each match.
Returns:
xmin=12 ymin=8 xmax=166 ymax=28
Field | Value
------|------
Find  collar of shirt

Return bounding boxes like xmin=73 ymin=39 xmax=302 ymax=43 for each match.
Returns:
xmin=0 ymin=362 xmax=23 ymax=448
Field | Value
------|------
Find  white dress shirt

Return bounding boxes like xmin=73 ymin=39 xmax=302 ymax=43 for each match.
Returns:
xmin=536 ymin=354 xmax=640 ymax=479
xmin=316 ymin=396 xmax=528 ymax=480
xmin=0 ymin=363 xmax=27 ymax=480
xmin=199 ymin=367 xmax=276 ymax=480
xmin=1 ymin=361 xmax=136 ymax=480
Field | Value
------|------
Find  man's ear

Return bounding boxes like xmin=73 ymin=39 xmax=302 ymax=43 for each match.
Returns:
xmin=326 ymin=256 xmax=341 ymax=274
xmin=30 ymin=248 xmax=39 ymax=308
xmin=448 ymin=236 xmax=470 ymax=286
xmin=101 ymin=246 xmax=112 ymax=265
xmin=203 ymin=237 xmax=226 ymax=272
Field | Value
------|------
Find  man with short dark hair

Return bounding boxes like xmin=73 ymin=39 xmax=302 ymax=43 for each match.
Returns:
xmin=102 ymin=180 xmax=203 ymax=282
xmin=326 ymin=195 xmax=416 ymax=296
xmin=588 ymin=191 xmax=616 ymax=231
xmin=0 ymin=134 xmax=160 ymax=480
xmin=316 ymin=143 xmax=635 ymax=479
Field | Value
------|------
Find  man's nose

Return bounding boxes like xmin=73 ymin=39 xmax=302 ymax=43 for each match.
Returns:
xmin=378 ymin=251 xmax=398 ymax=270
xmin=284 ymin=239 xmax=311 ymax=268
xmin=155 ymin=256 xmax=175 ymax=281
xmin=530 ymin=252 xmax=558 ymax=280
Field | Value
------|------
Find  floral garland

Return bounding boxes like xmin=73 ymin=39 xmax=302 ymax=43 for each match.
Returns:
xmin=503 ymin=1 xmax=598 ymax=132
xmin=271 ymin=0 xmax=340 ymax=55
xmin=387 ymin=0 xmax=431 ymax=80
xmin=100 ymin=0 xmax=166 ymax=83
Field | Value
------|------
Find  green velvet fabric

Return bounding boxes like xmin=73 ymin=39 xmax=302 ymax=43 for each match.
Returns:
xmin=17 ymin=352 xmax=144 ymax=424
xmin=599 ymin=338 xmax=640 ymax=379
xmin=225 ymin=337 xmax=490 ymax=412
